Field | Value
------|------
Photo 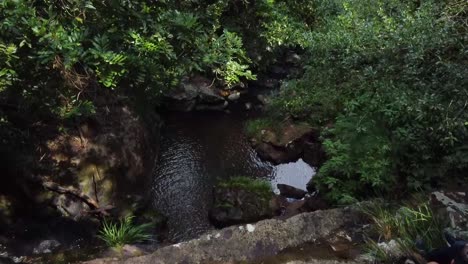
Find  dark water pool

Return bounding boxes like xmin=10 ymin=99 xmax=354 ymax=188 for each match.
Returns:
xmin=151 ymin=111 xmax=314 ymax=242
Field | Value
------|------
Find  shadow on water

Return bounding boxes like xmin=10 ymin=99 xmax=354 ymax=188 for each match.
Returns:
xmin=152 ymin=111 xmax=315 ymax=242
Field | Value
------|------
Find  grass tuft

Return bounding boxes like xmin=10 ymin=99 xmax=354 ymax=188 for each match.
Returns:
xmin=360 ymin=198 xmax=445 ymax=262
xmin=244 ymin=117 xmax=280 ymax=138
xmin=218 ymin=176 xmax=273 ymax=200
xmin=97 ymin=215 xmax=153 ymax=248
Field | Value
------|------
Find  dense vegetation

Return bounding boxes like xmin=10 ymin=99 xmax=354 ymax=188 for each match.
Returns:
xmin=0 ymin=0 xmax=312 ymax=114
xmin=361 ymin=198 xmax=445 ymax=262
xmin=1 ymin=0 xmax=467 ymax=205
xmin=264 ymin=0 xmax=468 ymax=203
xmin=0 ymin=0 xmax=256 ymax=123
xmin=0 ymin=0 xmax=301 ymax=189
xmin=0 ymin=0 xmax=311 ymax=162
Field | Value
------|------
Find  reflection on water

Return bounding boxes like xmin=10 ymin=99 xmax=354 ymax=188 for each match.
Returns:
xmin=152 ymin=111 xmax=314 ymax=242
xmin=270 ymin=159 xmax=315 ymax=192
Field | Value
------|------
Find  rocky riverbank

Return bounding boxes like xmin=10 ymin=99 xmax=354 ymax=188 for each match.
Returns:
xmin=84 ymin=207 xmax=369 ymax=264
xmin=82 ymin=190 xmax=468 ymax=264
xmin=0 ymin=90 xmax=162 ymax=262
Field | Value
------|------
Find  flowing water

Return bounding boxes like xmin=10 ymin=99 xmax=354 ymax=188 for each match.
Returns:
xmin=151 ymin=111 xmax=314 ymax=242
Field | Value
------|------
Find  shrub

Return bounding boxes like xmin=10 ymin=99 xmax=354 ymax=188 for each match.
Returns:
xmin=97 ymin=215 xmax=153 ymax=248
xmin=268 ymin=0 xmax=468 ymax=203
xmin=361 ymin=199 xmax=445 ymax=262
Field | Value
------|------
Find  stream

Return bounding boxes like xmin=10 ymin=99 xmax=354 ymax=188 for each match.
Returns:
xmin=152 ymin=110 xmax=314 ymax=242
xmin=0 ymin=107 xmax=315 ymax=263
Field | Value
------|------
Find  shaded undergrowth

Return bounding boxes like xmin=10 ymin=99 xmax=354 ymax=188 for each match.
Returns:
xmin=360 ymin=197 xmax=445 ymax=263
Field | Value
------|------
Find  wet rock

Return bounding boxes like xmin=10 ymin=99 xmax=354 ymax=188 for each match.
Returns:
xmin=194 ymin=100 xmax=228 ymax=111
xmin=256 ymin=94 xmax=269 ymax=105
xmin=330 ymin=241 xmax=358 ymax=260
xmin=306 ymin=179 xmax=317 ymax=194
xmin=269 ymin=195 xmax=289 ymax=214
xmin=431 ymin=191 xmax=468 ymax=229
xmin=245 ymin=102 xmax=252 ymax=110
xmin=0 ymin=245 xmax=14 ymax=264
xmin=0 ymin=257 xmax=15 ymax=264
xmin=121 ymin=245 xmax=145 ymax=257
xmin=0 ymin=255 xmax=23 ymax=264
xmin=163 ymin=76 xmax=226 ymax=112
xmin=376 ymin=240 xmax=403 ymax=258
xmin=255 ymin=142 xmax=302 ymax=165
xmin=445 ymin=228 xmax=468 ymax=241
xmin=280 ymin=199 xmax=306 ymax=219
xmin=251 ymin=123 xmax=318 ymax=165
xmin=276 ymin=193 xmax=329 ymax=219
xmin=301 ymin=194 xmax=329 ymax=212
xmin=373 ymin=242 xmax=426 ymax=264
xmin=277 ymin=184 xmax=307 ymax=199
xmin=33 ymin=239 xmax=61 ymax=254
xmin=104 ymin=245 xmax=148 ymax=259
xmin=261 ymin=129 xmax=278 ymax=143
xmin=42 ymin=91 xmax=160 ymax=221
xmin=227 ymin=92 xmax=241 ymax=101
xmin=209 ymin=179 xmax=275 ymax=227
xmin=84 ymin=207 xmax=367 ymax=264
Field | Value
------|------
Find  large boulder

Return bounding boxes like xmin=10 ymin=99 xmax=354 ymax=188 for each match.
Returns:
xmin=209 ymin=177 xmax=275 ymax=227
xmin=33 ymin=240 xmax=61 ymax=254
xmin=276 ymin=193 xmax=329 ymax=219
xmin=431 ymin=191 xmax=468 ymax=231
xmin=277 ymin=184 xmax=307 ymax=199
xmin=251 ymin=123 xmax=319 ymax=165
xmin=84 ymin=207 xmax=368 ymax=264
xmin=301 ymin=194 xmax=329 ymax=212
xmin=279 ymin=199 xmax=307 ymax=219
xmin=41 ymin=93 xmax=160 ymax=220
xmin=227 ymin=92 xmax=241 ymax=101
xmin=303 ymin=140 xmax=326 ymax=167
xmin=102 ymin=244 xmax=152 ymax=259
xmin=163 ymin=76 xmax=227 ymax=112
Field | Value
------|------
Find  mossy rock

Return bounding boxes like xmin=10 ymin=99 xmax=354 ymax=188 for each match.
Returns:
xmin=210 ymin=177 xmax=275 ymax=227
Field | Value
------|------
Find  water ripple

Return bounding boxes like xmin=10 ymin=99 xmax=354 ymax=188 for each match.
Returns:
xmin=152 ymin=112 xmax=315 ymax=242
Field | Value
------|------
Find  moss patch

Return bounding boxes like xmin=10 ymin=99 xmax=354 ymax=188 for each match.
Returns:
xmin=245 ymin=117 xmax=280 ymax=139
xmin=218 ymin=176 xmax=273 ymax=200
xmin=245 ymin=118 xmax=313 ymax=147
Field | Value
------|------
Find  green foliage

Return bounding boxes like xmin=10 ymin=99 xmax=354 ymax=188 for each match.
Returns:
xmin=204 ymin=30 xmax=256 ymax=88
xmin=0 ymin=0 xmax=323 ymax=126
xmin=258 ymin=0 xmax=322 ymax=48
xmin=0 ymin=0 xmax=257 ymax=107
xmin=1 ymin=0 xmax=466 ymax=210
xmin=244 ymin=117 xmax=279 ymax=138
xmin=97 ymin=215 xmax=153 ymax=248
xmin=0 ymin=43 xmax=18 ymax=92
xmin=58 ymin=99 xmax=96 ymax=120
xmin=218 ymin=176 xmax=273 ymax=200
xmin=361 ymin=199 xmax=445 ymax=262
xmin=268 ymin=0 xmax=468 ymax=203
